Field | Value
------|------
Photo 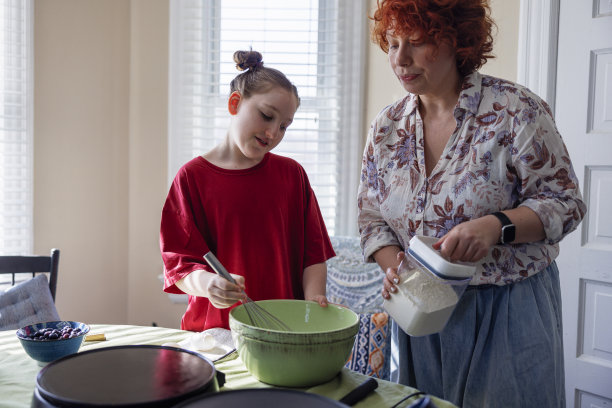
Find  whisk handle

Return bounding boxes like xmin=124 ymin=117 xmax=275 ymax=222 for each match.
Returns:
xmin=203 ymin=252 xmax=237 ymax=284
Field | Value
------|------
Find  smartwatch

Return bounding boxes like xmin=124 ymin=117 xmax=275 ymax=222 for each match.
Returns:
xmin=491 ymin=211 xmax=515 ymax=244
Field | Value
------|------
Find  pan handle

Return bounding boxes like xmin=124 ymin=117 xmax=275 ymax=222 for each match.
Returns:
xmin=338 ymin=377 xmax=378 ymax=406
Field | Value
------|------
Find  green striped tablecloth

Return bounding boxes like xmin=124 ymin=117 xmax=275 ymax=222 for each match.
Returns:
xmin=0 ymin=324 xmax=456 ymax=408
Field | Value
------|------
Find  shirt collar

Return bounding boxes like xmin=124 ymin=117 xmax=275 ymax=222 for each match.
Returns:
xmin=456 ymin=71 xmax=482 ymax=116
xmin=406 ymin=93 xmax=419 ymax=117
xmin=397 ymin=71 xmax=482 ymax=120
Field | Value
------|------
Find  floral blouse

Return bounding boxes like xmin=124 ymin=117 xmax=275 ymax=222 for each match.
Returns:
xmin=358 ymin=72 xmax=586 ymax=285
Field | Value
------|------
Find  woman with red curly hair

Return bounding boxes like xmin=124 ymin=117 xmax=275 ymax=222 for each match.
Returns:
xmin=358 ymin=1 xmax=585 ymax=406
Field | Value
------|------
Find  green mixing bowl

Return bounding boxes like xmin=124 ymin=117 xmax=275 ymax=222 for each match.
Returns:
xmin=229 ymin=299 xmax=359 ymax=387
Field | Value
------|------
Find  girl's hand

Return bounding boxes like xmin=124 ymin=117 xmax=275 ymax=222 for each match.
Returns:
xmin=382 ymin=251 xmax=405 ymax=300
xmin=433 ymin=216 xmax=499 ymax=262
xmin=306 ymin=294 xmax=329 ymax=307
xmin=206 ymin=273 xmax=246 ymax=309
xmin=303 ymin=262 xmax=327 ymax=307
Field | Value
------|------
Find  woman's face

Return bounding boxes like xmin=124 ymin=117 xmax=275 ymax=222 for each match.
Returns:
xmin=386 ymin=31 xmax=459 ymax=97
xmin=228 ymin=87 xmax=298 ymax=165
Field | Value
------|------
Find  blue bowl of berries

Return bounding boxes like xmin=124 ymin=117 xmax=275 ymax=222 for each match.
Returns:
xmin=16 ymin=321 xmax=90 ymax=365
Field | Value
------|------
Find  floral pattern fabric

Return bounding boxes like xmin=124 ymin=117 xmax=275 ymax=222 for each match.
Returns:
xmin=358 ymin=72 xmax=586 ymax=285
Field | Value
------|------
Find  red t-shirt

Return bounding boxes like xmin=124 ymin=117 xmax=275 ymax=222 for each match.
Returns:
xmin=160 ymin=153 xmax=335 ymax=330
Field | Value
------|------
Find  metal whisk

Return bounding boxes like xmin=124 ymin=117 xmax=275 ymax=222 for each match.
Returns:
xmin=203 ymin=252 xmax=291 ymax=331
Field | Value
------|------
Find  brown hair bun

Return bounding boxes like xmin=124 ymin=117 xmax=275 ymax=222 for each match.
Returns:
xmin=233 ymin=50 xmax=264 ymax=72
xmin=229 ymin=49 xmax=300 ymax=107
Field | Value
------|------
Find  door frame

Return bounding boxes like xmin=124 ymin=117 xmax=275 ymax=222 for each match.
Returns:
xmin=517 ymin=0 xmax=560 ymax=110
xmin=516 ymin=2 xmax=610 ymax=407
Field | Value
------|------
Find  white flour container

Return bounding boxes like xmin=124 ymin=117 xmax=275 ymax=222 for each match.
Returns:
xmin=383 ymin=235 xmax=476 ymax=336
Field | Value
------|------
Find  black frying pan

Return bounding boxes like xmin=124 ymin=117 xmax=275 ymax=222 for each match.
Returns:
xmin=31 ymin=345 xmax=219 ymax=408
xmin=174 ymin=377 xmax=379 ymax=407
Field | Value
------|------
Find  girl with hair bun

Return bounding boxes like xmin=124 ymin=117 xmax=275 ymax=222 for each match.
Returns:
xmin=161 ymin=50 xmax=334 ymax=331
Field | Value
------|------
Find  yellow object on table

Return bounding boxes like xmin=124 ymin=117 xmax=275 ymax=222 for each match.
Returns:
xmin=0 ymin=324 xmax=457 ymax=408
xmin=84 ymin=333 xmax=106 ymax=341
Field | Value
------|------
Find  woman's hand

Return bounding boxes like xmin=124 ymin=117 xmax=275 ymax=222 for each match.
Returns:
xmin=382 ymin=251 xmax=406 ymax=300
xmin=434 ymin=216 xmax=499 ymax=262
xmin=306 ymin=294 xmax=329 ymax=307
xmin=206 ymin=273 xmax=246 ymax=309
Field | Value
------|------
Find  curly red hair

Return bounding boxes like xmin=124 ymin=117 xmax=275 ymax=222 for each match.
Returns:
xmin=371 ymin=0 xmax=495 ymax=76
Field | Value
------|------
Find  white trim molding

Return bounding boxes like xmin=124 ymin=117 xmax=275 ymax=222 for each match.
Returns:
xmin=337 ymin=0 xmax=367 ymax=236
xmin=517 ymin=0 xmax=560 ymax=111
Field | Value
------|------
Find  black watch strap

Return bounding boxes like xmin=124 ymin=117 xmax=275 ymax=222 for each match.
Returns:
xmin=491 ymin=211 xmax=511 ymax=226
xmin=491 ymin=211 xmax=515 ymax=244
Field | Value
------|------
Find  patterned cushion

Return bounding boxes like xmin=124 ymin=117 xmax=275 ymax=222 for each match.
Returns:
xmin=326 ymin=236 xmax=391 ymax=380
xmin=345 ymin=312 xmax=390 ymax=379
xmin=0 ymin=274 xmax=60 ymax=330
xmin=326 ymin=236 xmax=385 ymax=314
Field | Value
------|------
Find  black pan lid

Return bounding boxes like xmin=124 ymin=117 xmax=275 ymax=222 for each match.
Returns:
xmin=175 ymin=388 xmax=349 ymax=408
xmin=35 ymin=345 xmax=216 ymax=407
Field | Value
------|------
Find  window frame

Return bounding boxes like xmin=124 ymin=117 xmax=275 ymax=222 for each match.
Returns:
xmin=0 ymin=0 xmax=34 ymax=255
xmin=168 ymin=0 xmax=366 ymax=236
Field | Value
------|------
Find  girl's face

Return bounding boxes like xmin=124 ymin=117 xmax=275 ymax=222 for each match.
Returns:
xmin=228 ymin=87 xmax=298 ymax=166
xmin=386 ymin=31 xmax=459 ymax=97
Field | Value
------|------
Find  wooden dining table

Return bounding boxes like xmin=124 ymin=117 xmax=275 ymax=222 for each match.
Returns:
xmin=0 ymin=324 xmax=456 ymax=408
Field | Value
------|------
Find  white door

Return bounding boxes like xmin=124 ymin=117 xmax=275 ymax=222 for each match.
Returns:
xmin=555 ymin=0 xmax=612 ymax=406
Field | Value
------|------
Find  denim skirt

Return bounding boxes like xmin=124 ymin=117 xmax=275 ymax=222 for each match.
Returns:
xmin=390 ymin=262 xmax=565 ymax=407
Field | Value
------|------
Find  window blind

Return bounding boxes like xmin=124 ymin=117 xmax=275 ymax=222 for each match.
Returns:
xmin=0 ymin=0 xmax=32 ymax=255
xmin=169 ymin=0 xmax=366 ymax=236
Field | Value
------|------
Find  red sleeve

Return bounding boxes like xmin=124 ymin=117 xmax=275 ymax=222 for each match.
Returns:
xmin=160 ymin=168 xmax=211 ymax=294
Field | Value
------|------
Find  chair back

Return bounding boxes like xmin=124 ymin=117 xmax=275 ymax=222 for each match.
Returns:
xmin=0 ymin=248 xmax=60 ymax=302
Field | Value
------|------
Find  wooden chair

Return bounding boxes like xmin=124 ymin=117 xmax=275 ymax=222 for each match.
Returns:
xmin=0 ymin=248 xmax=60 ymax=302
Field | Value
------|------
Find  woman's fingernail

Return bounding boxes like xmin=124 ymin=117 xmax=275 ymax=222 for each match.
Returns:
xmin=390 ymin=286 xmax=397 ymax=293
xmin=393 ymin=277 xmax=399 ymax=284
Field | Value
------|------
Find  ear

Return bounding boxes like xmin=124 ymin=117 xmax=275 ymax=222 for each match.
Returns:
xmin=228 ymin=91 xmax=241 ymax=115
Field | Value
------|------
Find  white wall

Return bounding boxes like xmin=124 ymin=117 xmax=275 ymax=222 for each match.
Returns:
xmin=33 ymin=0 xmax=520 ymax=329
xmin=34 ymin=0 xmax=186 ymax=328
xmin=34 ymin=0 xmax=131 ymax=324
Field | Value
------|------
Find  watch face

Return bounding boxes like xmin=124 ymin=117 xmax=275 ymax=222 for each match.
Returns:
xmin=502 ymin=225 xmax=516 ymax=243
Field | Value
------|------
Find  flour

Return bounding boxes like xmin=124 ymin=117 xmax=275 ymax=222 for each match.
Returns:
xmin=399 ymin=268 xmax=459 ymax=313
xmin=382 ymin=235 xmax=476 ymax=336
xmin=383 ymin=267 xmax=462 ymax=337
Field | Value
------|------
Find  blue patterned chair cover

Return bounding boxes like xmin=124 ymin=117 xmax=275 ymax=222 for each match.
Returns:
xmin=326 ymin=236 xmax=390 ymax=380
